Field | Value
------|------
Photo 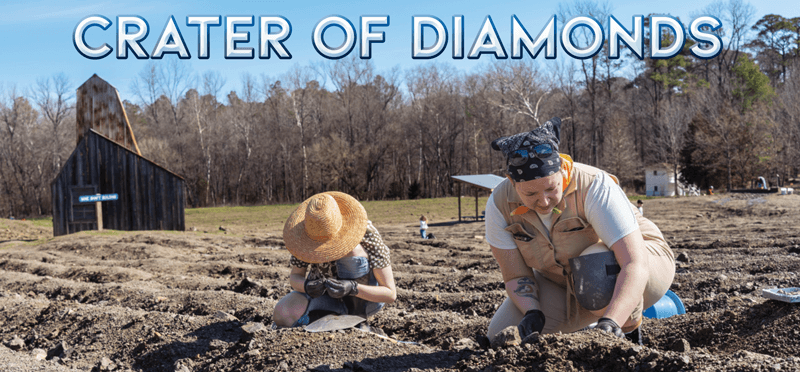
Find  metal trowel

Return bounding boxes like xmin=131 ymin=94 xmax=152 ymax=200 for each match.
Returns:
xmin=304 ymin=314 xmax=366 ymax=332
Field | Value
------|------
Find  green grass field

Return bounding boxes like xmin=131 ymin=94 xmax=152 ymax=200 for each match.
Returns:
xmin=185 ymin=196 xmax=493 ymax=233
xmin=186 ymin=194 xmax=657 ymax=233
xmin=5 ymin=194 xmax=660 ymax=236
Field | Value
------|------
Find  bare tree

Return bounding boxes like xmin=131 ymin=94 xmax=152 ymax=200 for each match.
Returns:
xmin=131 ymin=60 xmax=196 ymax=159
xmin=202 ymin=71 xmax=226 ymax=100
xmin=0 ymin=88 xmax=44 ymax=215
xmin=653 ymin=98 xmax=694 ymax=194
xmin=226 ymin=73 xmax=263 ymax=204
xmin=484 ymin=60 xmax=552 ymax=126
xmin=695 ymin=0 xmax=756 ymax=95
xmin=285 ymin=65 xmax=324 ymax=200
xmin=774 ymin=60 xmax=800 ymax=181
xmin=158 ymin=59 xmax=196 ymax=127
xmin=554 ymin=60 xmax=582 ymax=159
xmin=131 ymin=63 xmax=162 ymax=128
xmin=323 ymin=56 xmax=401 ymax=198
xmin=559 ymin=0 xmax=613 ymax=167
xmin=406 ymin=63 xmax=464 ymax=197
xmin=326 ymin=55 xmax=373 ymax=145
xmin=186 ymin=87 xmax=216 ymax=206
xmin=32 ymin=73 xmax=74 ymax=174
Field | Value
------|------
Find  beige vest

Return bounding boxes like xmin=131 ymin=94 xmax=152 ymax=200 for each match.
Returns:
xmin=492 ymin=162 xmax=673 ymax=287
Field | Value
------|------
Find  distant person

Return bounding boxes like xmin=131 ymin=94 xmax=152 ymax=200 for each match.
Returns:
xmin=708 ymin=186 xmax=714 ymax=195
xmin=419 ymin=215 xmax=428 ymax=239
xmin=272 ymin=192 xmax=397 ymax=327
xmin=484 ymin=117 xmax=675 ymax=345
xmin=636 ymin=200 xmax=643 ymax=215
xmin=9 ymin=216 xmax=14 ymax=220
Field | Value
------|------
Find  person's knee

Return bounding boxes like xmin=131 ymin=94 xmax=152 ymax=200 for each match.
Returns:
xmin=272 ymin=302 xmax=299 ymax=327
xmin=273 ymin=293 xmax=307 ymax=327
xmin=589 ymin=308 xmax=606 ymax=318
xmin=582 ymin=242 xmax=609 ymax=255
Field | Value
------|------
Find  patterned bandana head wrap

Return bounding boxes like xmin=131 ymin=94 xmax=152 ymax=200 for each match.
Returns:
xmin=491 ymin=117 xmax=563 ymax=182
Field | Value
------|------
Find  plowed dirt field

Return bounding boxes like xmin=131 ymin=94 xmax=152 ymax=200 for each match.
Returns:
xmin=0 ymin=193 xmax=799 ymax=371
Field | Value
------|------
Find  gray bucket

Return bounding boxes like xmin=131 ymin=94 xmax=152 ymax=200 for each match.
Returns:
xmin=569 ymin=251 xmax=621 ymax=311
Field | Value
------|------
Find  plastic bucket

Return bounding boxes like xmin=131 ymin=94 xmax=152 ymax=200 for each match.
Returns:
xmin=643 ymin=290 xmax=686 ymax=319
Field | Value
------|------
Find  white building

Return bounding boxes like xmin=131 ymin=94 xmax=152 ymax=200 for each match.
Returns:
xmin=645 ymin=164 xmax=678 ymax=197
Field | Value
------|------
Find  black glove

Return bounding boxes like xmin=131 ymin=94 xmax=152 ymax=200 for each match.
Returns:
xmin=304 ymin=278 xmax=327 ymax=298
xmin=325 ymin=279 xmax=359 ymax=299
xmin=517 ymin=309 xmax=546 ymax=338
xmin=595 ymin=317 xmax=624 ymax=338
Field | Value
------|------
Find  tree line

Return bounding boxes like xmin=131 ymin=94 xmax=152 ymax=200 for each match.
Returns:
xmin=2 ymin=0 xmax=799 ymax=218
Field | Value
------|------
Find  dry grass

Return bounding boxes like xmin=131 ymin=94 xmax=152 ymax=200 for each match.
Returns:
xmin=4 ymin=193 xmax=666 ymax=239
xmin=185 ymin=195 xmax=493 ymax=234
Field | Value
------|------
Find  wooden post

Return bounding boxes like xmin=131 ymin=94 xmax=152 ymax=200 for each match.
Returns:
xmin=457 ymin=182 xmax=462 ymax=222
xmin=95 ymin=194 xmax=103 ymax=231
xmin=475 ymin=187 xmax=479 ymax=220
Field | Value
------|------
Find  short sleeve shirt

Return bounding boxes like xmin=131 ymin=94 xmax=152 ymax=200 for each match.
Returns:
xmin=486 ymin=171 xmax=638 ymax=249
xmin=290 ymin=221 xmax=391 ymax=271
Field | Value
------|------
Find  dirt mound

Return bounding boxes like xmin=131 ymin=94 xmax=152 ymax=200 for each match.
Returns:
xmin=0 ymin=194 xmax=799 ymax=371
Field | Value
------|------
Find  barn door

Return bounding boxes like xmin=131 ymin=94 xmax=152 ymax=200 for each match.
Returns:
xmin=69 ymin=186 xmax=98 ymax=233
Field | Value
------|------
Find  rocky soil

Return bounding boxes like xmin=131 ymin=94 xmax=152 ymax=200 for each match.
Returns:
xmin=0 ymin=193 xmax=799 ymax=371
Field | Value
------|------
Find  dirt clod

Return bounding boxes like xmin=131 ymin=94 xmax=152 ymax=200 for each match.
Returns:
xmin=671 ymin=338 xmax=692 ymax=352
xmin=491 ymin=326 xmax=521 ymax=348
xmin=676 ymin=252 xmax=690 ymax=262
xmin=7 ymin=335 xmax=25 ymax=350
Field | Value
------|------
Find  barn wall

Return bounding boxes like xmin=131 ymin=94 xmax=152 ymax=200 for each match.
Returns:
xmin=52 ymin=130 xmax=185 ymax=236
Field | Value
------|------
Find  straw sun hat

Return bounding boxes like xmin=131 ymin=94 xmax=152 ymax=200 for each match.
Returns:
xmin=283 ymin=192 xmax=368 ymax=264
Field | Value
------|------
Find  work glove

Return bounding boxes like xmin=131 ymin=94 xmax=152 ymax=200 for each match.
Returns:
xmin=325 ymin=279 xmax=359 ymax=299
xmin=595 ymin=317 xmax=625 ymax=338
xmin=517 ymin=309 xmax=546 ymax=339
xmin=304 ymin=278 xmax=327 ymax=298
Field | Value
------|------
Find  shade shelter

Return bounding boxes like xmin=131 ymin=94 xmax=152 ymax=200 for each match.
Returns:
xmin=451 ymin=174 xmax=506 ymax=222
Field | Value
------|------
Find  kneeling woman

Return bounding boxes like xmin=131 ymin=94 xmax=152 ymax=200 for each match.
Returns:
xmin=485 ymin=118 xmax=675 ymax=344
xmin=273 ymin=192 xmax=396 ymax=327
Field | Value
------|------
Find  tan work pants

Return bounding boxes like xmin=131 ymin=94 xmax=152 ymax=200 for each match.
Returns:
xmin=487 ymin=247 xmax=675 ymax=341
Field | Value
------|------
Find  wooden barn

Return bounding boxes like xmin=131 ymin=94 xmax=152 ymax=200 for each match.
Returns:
xmin=50 ymin=75 xmax=185 ymax=236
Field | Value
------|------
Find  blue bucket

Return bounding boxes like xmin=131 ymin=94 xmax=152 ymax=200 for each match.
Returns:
xmin=643 ymin=290 xmax=686 ymax=319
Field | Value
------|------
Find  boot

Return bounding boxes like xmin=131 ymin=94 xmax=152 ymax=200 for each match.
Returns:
xmin=625 ymin=325 xmax=643 ymax=345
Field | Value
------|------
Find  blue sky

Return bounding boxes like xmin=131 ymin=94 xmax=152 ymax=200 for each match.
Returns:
xmin=0 ymin=0 xmax=796 ymax=102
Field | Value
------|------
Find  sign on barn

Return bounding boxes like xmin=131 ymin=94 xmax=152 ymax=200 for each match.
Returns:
xmin=78 ymin=194 xmax=119 ymax=203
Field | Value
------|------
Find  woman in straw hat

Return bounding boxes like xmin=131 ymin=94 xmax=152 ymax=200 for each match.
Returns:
xmin=273 ymin=191 xmax=396 ymax=327
xmin=484 ymin=117 xmax=675 ymax=345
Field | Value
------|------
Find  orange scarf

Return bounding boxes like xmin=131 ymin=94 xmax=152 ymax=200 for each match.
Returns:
xmin=511 ymin=154 xmax=573 ymax=216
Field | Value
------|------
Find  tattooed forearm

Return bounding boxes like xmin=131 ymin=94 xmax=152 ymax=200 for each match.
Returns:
xmin=513 ymin=277 xmax=539 ymax=301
